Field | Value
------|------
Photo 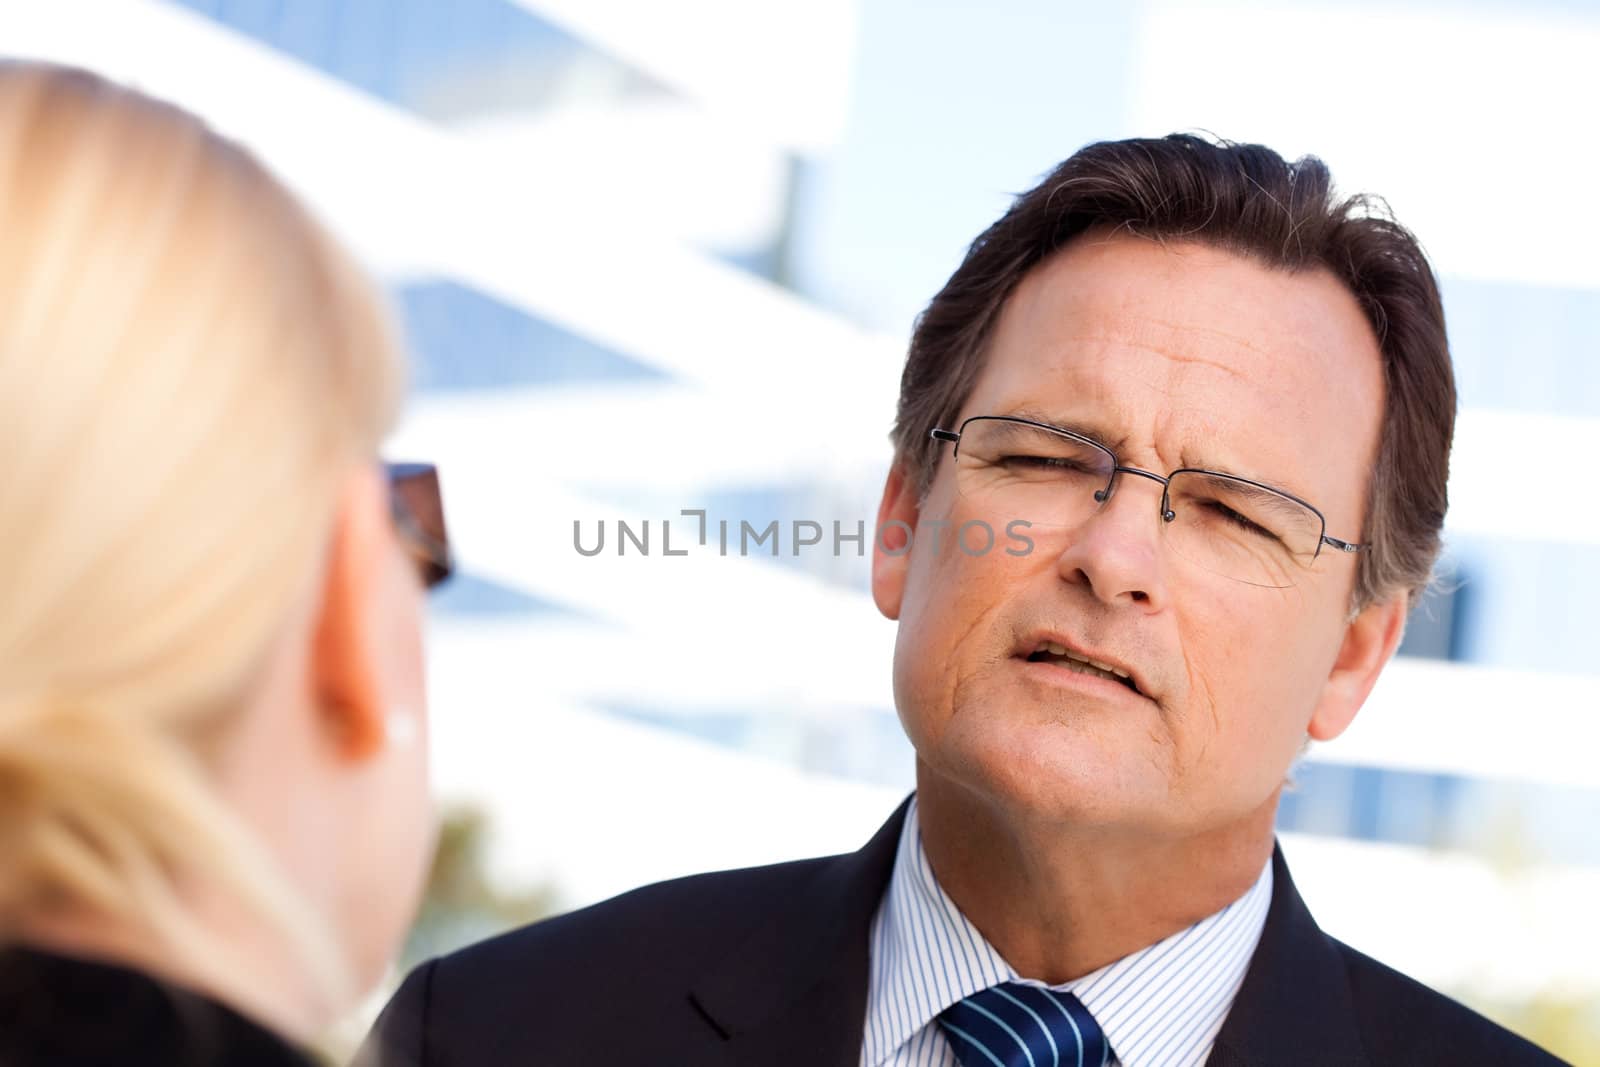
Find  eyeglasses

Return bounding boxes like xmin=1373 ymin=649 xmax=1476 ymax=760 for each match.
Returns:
xmin=930 ymin=416 xmax=1365 ymax=588
xmin=385 ymin=462 xmax=454 ymax=590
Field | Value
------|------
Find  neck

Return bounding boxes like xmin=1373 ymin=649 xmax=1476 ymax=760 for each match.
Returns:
xmin=914 ymin=762 xmax=1277 ymax=984
xmin=15 ymin=887 xmax=330 ymax=1046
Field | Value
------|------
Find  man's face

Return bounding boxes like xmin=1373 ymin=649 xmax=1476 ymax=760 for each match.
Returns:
xmin=874 ymin=233 xmax=1395 ymax=836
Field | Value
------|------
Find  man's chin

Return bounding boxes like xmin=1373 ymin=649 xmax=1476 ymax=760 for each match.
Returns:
xmin=920 ymin=726 xmax=1159 ymax=828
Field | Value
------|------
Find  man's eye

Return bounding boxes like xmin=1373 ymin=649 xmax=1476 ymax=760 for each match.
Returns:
xmin=1204 ymin=500 xmax=1280 ymax=542
xmin=999 ymin=454 xmax=1087 ymax=472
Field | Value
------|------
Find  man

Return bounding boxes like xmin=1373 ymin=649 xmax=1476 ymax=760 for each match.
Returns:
xmin=358 ymin=136 xmax=1566 ymax=1066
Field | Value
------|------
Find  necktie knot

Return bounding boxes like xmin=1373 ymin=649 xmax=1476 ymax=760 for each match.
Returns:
xmin=938 ymin=981 xmax=1111 ymax=1067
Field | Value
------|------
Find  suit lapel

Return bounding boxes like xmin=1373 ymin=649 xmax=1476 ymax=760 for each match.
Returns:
xmin=689 ymin=797 xmax=910 ymax=1067
xmin=688 ymin=812 xmax=1365 ymax=1067
xmin=1205 ymin=843 xmax=1369 ymax=1067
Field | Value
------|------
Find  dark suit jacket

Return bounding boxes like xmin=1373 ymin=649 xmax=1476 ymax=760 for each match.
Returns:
xmin=358 ymin=799 xmax=1567 ymax=1066
xmin=0 ymin=943 xmax=316 ymax=1067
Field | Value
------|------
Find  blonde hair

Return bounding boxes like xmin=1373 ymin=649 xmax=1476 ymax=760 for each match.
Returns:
xmin=0 ymin=63 xmax=405 ymax=1002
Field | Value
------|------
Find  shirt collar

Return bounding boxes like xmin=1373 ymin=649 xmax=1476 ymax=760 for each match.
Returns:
xmin=861 ymin=795 xmax=1274 ymax=1067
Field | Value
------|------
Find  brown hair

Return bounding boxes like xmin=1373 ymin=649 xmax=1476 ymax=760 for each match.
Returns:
xmin=891 ymin=134 xmax=1455 ymax=610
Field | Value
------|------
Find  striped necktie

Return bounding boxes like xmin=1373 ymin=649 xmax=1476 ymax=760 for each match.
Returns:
xmin=938 ymin=981 xmax=1112 ymax=1067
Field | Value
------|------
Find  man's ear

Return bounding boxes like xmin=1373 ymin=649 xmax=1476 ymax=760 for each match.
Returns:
xmin=312 ymin=466 xmax=392 ymax=762
xmin=1307 ymin=593 xmax=1408 ymax=742
xmin=871 ymin=463 xmax=921 ymax=621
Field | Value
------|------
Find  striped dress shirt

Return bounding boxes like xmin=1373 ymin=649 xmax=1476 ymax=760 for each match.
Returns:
xmin=861 ymin=796 xmax=1273 ymax=1067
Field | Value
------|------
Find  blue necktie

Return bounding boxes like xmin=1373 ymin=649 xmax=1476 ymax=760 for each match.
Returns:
xmin=938 ymin=981 xmax=1112 ymax=1067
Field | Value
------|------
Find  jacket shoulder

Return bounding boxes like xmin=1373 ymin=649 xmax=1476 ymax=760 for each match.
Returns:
xmin=1333 ymin=939 xmax=1569 ymax=1065
xmin=443 ymin=852 xmax=836 ymax=980
xmin=356 ymin=854 xmax=841 ymax=1067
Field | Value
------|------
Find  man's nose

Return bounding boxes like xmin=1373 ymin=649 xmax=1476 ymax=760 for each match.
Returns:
xmin=1054 ymin=469 xmax=1170 ymax=610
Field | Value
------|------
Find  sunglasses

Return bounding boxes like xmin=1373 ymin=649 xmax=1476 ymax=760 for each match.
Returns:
xmin=384 ymin=461 xmax=454 ymax=590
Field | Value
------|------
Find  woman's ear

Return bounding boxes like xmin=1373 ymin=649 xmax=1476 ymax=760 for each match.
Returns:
xmin=311 ymin=467 xmax=393 ymax=762
xmin=871 ymin=464 xmax=920 ymax=621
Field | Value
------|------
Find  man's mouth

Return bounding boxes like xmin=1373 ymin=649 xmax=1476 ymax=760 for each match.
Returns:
xmin=1023 ymin=641 xmax=1141 ymax=694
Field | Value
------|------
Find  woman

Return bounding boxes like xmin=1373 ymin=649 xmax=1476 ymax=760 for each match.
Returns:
xmin=0 ymin=61 xmax=449 ymax=1064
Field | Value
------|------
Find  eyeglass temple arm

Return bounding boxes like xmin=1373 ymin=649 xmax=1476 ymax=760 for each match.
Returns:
xmin=1321 ymin=535 xmax=1364 ymax=553
xmin=930 ymin=428 xmax=960 ymax=443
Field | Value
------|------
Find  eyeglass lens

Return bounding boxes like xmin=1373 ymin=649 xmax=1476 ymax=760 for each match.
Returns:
xmin=385 ymin=462 xmax=453 ymax=589
xmin=948 ymin=418 xmax=1324 ymax=588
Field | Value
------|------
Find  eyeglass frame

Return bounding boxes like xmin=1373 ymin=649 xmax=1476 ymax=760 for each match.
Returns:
xmin=384 ymin=461 xmax=455 ymax=589
xmin=929 ymin=415 xmax=1367 ymax=562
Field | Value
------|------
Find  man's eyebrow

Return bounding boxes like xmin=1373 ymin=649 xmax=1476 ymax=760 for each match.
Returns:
xmin=1183 ymin=469 xmax=1316 ymax=514
xmin=1175 ymin=450 xmax=1316 ymax=503
xmin=998 ymin=407 xmax=1126 ymax=453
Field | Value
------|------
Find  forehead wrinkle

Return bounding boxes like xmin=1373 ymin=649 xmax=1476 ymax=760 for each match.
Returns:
xmin=1142 ymin=313 xmax=1294 ymax=359
xmin=1070 ymin=319 xmax=1266 ymax=386
xmin=1138 ymin=335 xmax=1251 ymax=383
